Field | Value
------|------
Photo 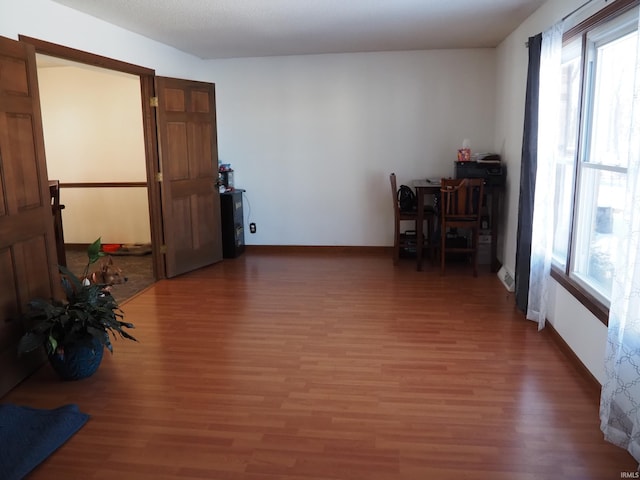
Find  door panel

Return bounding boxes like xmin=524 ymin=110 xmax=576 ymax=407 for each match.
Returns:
xmin=155 ymin=77 xmax=222 ymax=278
xmin=0 ymin=35 xmax=59 ymax=397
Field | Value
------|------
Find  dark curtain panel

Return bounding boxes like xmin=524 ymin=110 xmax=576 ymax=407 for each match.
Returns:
xmin=515 ymin=33 xmax=542 ymax=313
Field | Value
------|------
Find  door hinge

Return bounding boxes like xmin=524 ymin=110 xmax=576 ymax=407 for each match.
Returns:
xmin=150 ymin=96 xmax=159 ymax=107
xmin=155 ymin=172 xmax=163 ymax=182
xmin=159 ymin=245 xmax=168 ymax=254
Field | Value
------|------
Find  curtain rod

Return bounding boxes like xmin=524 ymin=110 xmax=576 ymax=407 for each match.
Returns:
xmin=525 ymin=0 xmax=602 ymax=47
xmin=562 ymin=0 xmax=599 ymax=21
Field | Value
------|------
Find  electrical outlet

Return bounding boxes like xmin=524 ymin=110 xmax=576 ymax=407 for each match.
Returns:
xmin=249 ymin=222 xmax=256 ymax=234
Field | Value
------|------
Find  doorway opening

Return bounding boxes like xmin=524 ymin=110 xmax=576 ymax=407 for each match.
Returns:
xmin=35 ymin=54 xmax=155 ymax=303
xmin=20 ymin=33 xmax=223 ymax=286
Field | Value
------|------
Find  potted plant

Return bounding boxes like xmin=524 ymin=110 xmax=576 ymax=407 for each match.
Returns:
xmin=17 ymin=238 xmax=137 ymax=380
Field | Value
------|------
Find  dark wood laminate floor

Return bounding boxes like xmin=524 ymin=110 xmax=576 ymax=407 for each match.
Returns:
xmin=5 ymin=250 xmax=635 ymax=479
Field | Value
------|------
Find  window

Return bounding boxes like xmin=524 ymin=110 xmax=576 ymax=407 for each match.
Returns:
xmin=551 ymin=2 xmax=639 ymax=317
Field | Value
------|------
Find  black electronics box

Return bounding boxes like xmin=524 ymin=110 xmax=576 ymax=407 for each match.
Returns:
xmin=220 ymin=190 xmax=245 ymax=258
xmin=454 ymin=161 xmax=506 ymax=187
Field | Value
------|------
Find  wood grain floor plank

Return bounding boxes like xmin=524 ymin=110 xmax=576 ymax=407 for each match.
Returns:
xmin=2 ymin=251 xmax=635 ymax=479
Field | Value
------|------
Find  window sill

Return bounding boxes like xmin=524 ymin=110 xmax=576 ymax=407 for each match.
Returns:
xmin=550 ymin=265 xmax=609 ymax=326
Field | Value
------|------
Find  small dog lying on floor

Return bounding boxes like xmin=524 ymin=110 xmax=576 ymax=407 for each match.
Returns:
xmin=82 ymin=256 xmax=128 ymax=290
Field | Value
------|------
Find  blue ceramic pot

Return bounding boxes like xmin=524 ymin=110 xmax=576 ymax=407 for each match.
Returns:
xmin=48 ymin=337 xmax=104 ymax=381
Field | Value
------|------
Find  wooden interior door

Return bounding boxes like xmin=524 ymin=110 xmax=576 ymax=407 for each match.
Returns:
xmin=155 ymin=77 xmax=222 ymax=278
xmin=0 ymin=35 xmax=59 ymax=397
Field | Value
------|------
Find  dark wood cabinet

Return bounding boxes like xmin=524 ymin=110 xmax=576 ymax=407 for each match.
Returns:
xmin=220 ymin=190 xmax=245 ymax=258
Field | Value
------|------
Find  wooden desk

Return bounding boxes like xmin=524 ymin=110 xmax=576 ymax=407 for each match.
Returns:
xmin=412 ymin=179 xmax=440 ymax=271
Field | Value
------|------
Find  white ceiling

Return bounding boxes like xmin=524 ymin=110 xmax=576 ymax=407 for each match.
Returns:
xmin=51 ymin=0 xmax=547 ymax=59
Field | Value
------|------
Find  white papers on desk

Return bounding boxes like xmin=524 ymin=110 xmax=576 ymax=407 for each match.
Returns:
xmin=474 ymin=153 xmax=501 ymax=163
xmin=425 ymin=178 xmax=441 ymax=186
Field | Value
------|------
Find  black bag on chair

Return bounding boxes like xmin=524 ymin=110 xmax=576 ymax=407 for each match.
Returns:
xmin=397 ymin=185 xmax=416 ymax=212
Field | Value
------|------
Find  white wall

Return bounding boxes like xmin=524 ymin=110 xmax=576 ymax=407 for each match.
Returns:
xmin=495 ymin=0 xmax=610 ymax=383
xmin=205 ymin=49 xmax=496 ymax=245
xmin=39 ymin=65 xmax=146 ymax=183
xmin=0 ymin=0 xmax=206 ymax=81
xmin=38 ymin=64 xmax=150 ymax=244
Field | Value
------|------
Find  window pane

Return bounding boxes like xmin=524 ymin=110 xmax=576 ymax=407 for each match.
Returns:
xmin=552 ymin=163 xmax=574 ymax=264
xmin=552 ymin=39 xmax=581 ymax=265
xmin=572 ymin=167 xmax=625 ymax=300
xmin=586 ymin=30 xmax=637 ymax=168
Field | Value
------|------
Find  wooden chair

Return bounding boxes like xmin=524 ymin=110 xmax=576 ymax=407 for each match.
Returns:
xmin=439 ymin=178 xmax=484 ymax=276
xmin=390 ymin=173 xmax=434 ymax=265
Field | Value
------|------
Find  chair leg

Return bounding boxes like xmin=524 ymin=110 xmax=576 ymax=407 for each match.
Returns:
xmin=472 ymin=251 xmax=478 ymax=277
xmin=472 ymin=229 xmax=478 ymax=277
xmin=393 ymin=224 xmax=400 ymax=265
xmin=440 ymin=227 xmax=446 ymax=275
xmin=426 ymin=215 xmax=434 ymax=263
xmin=393 ymin=239 xmax=400 ymax=265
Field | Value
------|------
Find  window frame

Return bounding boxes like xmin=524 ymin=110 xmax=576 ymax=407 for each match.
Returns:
xmin=549 ymin=0 xmax=639 ymax=327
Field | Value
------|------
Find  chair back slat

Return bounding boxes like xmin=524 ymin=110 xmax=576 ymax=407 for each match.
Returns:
xmin=440 ymin=178 xmax=483 ymax=217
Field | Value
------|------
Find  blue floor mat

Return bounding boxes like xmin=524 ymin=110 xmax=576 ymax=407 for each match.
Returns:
xmin=0 ymin=403 xmax=89 ymax=480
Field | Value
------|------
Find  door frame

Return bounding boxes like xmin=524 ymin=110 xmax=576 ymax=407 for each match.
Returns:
xmin=18 ymin=35 xmax=166 ymax=280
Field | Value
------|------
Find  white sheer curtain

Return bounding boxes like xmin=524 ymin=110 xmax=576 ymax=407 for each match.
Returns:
xmin=526 ymin=21 xmax=564 ymax=331
xmin=600 ymin=8 xmax=640 ymax=463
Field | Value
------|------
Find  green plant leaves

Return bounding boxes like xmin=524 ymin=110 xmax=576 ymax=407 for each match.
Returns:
xmin=47 ymin=335 xmax=58 ymax=354
xmin=17 ymin=332 xmax=46 ymax=354
xmin=87 ymin=237 xmax=105 ymax=265
xmin=18 ymin=238 xmax=137 ymax=357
